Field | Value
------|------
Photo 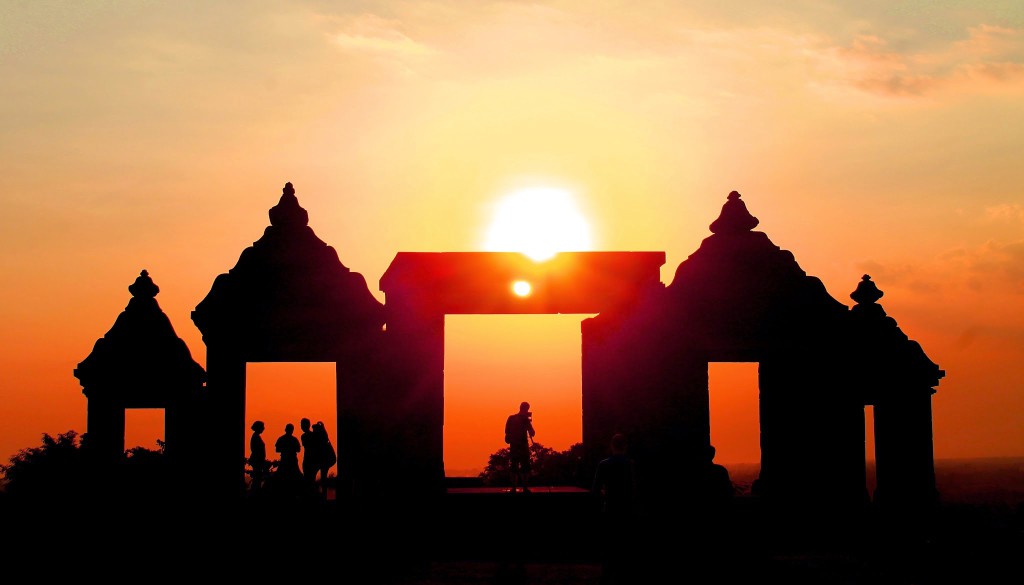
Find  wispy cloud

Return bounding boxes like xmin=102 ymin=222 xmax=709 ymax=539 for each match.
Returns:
xmin=986 ymin=203 xmax=1024 ymax=223
xmin=854 ymin=260 xmax=939 ymax=295
xmin=859 ymin=236 xmax=1024 ymax=298
xmin=327 ymin=14 xmax=436 ymax=59
xmin=310 ymin=3 xmax=1024 ymax=105
xmin=822 ymin=25 xmax=1024 ymax=98
xmin=947 ymin=239 xmax=1024 ymax=293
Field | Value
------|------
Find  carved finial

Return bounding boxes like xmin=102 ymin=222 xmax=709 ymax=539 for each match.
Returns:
xmin=128 ymin=269 xmax=159 ymax=299
xmin=709 ymin=190 xmax=759 ymax=234
xmin=851 ymin=274 xmax=883 ymax=305
xmin=269 ymin=181 xmax=309 ymax=227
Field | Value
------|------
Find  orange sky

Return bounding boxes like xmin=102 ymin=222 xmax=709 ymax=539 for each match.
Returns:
xmin=2 ymin=2 xmax=1023 ymax=476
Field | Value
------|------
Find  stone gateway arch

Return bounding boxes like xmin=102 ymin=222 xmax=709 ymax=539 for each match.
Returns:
xmin=78 ymin=183 xmax=944 ymax=515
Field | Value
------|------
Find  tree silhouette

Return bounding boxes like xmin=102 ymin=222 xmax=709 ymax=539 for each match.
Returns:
xmin=0 ymin=430 xmax=88 ymax=500
xmin=0 ymin=430 xmax=175 ymax=505
xmin=479 ymin=442 xmax=587 ymax=487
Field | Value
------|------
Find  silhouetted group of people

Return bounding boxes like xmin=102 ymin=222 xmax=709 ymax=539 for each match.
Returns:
xmin=248 ymin=417 xmax=336 ymax=501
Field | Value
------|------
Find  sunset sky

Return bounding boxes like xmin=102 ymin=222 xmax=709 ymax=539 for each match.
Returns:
xmin=2 ymin=1 xmax=1022 ymax=477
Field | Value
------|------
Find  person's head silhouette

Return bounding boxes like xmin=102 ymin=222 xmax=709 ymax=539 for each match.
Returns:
xmin=285 ymin=423 xmax=294 ymax=435
xmin=301 ymin=418 xmax=311 ymax=432
xmin=610 ymin=433 xmax=627 ymax=455
xmin=251 ymin=420 xmax=265 ymax=433
xmin=519 ymin=401 xmax=530 ymax=414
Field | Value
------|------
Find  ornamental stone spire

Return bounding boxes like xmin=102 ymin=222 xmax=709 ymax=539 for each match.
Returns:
xmin=268 ymin=181 xmax=309 ymax=228
xmin=851 ymin=274 xmax=884 ymax=305
xmin=709 ymin=190 xmax=759 ymax=234
xmin=128 ymin=269 xmax=159 ymax=299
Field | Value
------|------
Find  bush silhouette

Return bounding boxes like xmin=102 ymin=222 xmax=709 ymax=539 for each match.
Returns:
xmin=0 ymin=430 xmax=89 ymax=501
xmin=0 ymin=430 xmax=174 ymax=505
xmin=479 ymin=441 xmax=587 ymax=487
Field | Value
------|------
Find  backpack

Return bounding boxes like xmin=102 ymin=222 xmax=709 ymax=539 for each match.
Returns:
xmin=324 ymin=438 xmax=337 ymax=468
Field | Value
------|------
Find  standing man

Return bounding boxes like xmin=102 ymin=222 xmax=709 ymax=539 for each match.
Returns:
xmin=299 ymin=417 xmax=322 ymax=496
xmin=504 ymin=401 xmax=536 ymax=493
xmin=274 ymin=422 xmax=303 ymax=496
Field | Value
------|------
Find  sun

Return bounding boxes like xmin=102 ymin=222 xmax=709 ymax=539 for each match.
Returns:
xmin=512 ymin=280 xmax=532 ymax=297
xmin=483 ymin=186 xmax=593 ymax=261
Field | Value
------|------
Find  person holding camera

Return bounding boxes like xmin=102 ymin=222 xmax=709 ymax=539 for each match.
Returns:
xmin=504 ymin=401 xmax=536 ymax=493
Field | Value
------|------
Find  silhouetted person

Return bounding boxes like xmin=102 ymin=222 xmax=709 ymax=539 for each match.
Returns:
xmin=274 ymin=422 xmax=302 ymax=495
xmin=593 ymin=433 xmax=636 ymax=518
xmin=676 ymin=443 xmax=735 ymax=573
xmin=313 ymin=421 xmax=336 ymax=500
xmin=592 ymin=433 xmax=638 ymax=585
xmin=248 ymin=420 xmax=268 ymax=493
xmin=300 ymin=417 xmax=322 ymax=496
xmin=682 ymin=444 xmax=733 ymax=511
xmin=504 ymin=401 xmax=535 ymax=493
xmin=701 ymin=445 xmax=734 ymax=504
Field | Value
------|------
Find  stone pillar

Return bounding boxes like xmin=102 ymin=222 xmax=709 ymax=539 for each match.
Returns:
xmin=874 ymin=388 xmax=938 ymax=511
xmin=85 ymin=395 xmax=125 ymax=467
xmin=204 ymin=345 xmax=247 ymax=499
xmin=385 ymin=306 xmax=446 ymax=497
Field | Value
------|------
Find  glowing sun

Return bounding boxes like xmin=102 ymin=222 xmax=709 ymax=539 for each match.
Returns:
xmin=512 ymin=280 xmax=532 ymax=297
xmin=483 ymin=187 xmax=593 ymax=261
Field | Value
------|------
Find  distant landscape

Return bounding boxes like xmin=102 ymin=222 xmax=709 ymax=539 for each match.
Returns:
xmin=727 ymin=457 xmax=1024 ymax=507
xmin=448 ymin=456 xmax=1024 ymax=510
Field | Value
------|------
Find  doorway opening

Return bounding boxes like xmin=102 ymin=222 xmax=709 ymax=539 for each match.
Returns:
xmin=708 ymin=362 xmax=760 ymax=494
xmin=125 ymin=408 xmax=165 ymax=452
xmin=245 ymin=362 xmax=337 ymax=471
xmin=865 ymin=404 xmax=877 ymax=500
xmin=443 ymin=314 xmax=593 ymax=478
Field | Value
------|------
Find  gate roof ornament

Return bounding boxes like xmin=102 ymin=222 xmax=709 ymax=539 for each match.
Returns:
xmin=192 ymin=182 xmax=384 ymax=358
xmin=75 ymin=270 xmax=205 ymax=401
xmin=268 ymin=182 xmax=309 ymax=228
xmin=709 ymin=190 xmax=759 ymax=234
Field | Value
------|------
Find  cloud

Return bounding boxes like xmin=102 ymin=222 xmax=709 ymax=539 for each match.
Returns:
xmin=953 ymin=24 xmax=1023 ymax=59
xmin=859 ymin=237 xmax=1024 ymax=299
xmin=305 ymin=3 xmax=1024 ymax=106
xmin=854 ymin=260 xmax=941 ymax=296
xmin=938 ymin=239 xmax=1024 ymax=293
xmin=986 ymin=204 xmax=1024 ymax=223
xmin=974 ymin=240 xmax=1024 ymax=289
xmin=822 ymin=25 xmax=1024 ymax=98
xmin=326 ymin=13 xmax=436 ymax=59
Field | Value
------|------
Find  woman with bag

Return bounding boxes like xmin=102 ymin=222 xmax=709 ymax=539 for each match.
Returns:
xmin=313 ymin=421 xmax=336 ymax=500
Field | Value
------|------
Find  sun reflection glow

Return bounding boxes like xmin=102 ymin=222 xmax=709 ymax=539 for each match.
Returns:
xmin=512 ymin=280 xmax=532 ymax=296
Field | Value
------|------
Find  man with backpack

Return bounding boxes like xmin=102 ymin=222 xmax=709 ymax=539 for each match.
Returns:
xmin=504 ymin=401 xmax=536 ymax=493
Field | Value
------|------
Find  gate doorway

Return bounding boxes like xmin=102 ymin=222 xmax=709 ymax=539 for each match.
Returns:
xmin=125 ymin=408 xmax=165 ymax=452
xmin=443 ymin=314 xmax=593 ymax=477
xmin=708 ymin=362 xmax=760 ymax=494
xmin=381 ymin=251 xmax=666 ymax=492
xmin=245 ymin=363 xmax=337 ymax=462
